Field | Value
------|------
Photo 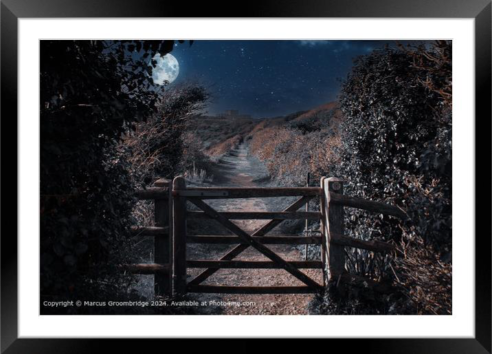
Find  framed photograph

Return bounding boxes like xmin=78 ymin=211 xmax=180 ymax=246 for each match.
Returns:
xmin=2 ymin=0 xmax=490 ymax=352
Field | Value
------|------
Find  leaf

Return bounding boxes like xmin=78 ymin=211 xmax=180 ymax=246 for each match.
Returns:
xmin=159 ymin=41 xmax=174 ymax=56
xmin=53 ymin=243 xmax=65 ymax=257
xmin=41 ymin=253 xmax=54 ymax=266
xmin=74 ymin=243 xmax=89 ymax=255
xmin=64 ymin=255 xmax=77 ymax=266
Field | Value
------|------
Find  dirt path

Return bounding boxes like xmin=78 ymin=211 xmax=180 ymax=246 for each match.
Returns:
xmin=186 ymin=143 xmax=322 ymax=315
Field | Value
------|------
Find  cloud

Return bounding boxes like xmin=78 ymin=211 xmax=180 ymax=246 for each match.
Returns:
xmin=298 ymin=40 xmax=354 ymax=53
xmin=298 ymin=40 xmax=331 ymax=47
xmin=332 ymin=42 xmax=352 ymax=53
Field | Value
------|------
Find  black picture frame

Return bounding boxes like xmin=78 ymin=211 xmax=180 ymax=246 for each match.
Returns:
xmin=1 ymin=0 xmax=490 ymax=353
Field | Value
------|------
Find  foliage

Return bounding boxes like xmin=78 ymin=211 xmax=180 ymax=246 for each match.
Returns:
xmin=249 ymin=106 xmax=343 ymax=186
xmin=40 ymin=40 xmax=182 ymax=304
xmin=119 ymin=85 xmax=209 ymax=188
xmin=324 ymin=41 xmax=453 ymax=314
xmin=336 ymin=41 xmax=452 ymax=252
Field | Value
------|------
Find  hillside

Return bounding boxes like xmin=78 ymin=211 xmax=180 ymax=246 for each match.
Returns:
xmin=187 ymin=115 xmax=257 ymax=158
xmin=188 ymin=101 xmax=341 ymax=163
xmin=247 ymin=102 xmax=343 ymax=186
xmin=185 ymin=102 xmax=342 ymax=187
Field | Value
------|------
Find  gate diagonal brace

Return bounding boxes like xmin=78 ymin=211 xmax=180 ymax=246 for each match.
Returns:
xmin=188 ymin=198 xmax=322 ymax=290
xmin=188 ymin=196 xmax=312 ymax=286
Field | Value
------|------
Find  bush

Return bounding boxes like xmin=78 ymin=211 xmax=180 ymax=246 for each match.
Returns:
xmin=119 ymin=85 xmax=209 ymax=187
xmin=336 ymin=41 xmax=452 ymax=253
xmin=324 ymin=41 xmax=452 ymax=314
xmin=249 ymin=106 xmax=342 ymax=186
xmin=40 ymin=40 xmax=183 ymax=305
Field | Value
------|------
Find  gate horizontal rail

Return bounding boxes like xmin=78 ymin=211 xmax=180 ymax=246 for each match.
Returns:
xmin=120 ymin=263 xmax=169 ymax=274
xmin=176 ymin=187 xmax=322 ymax=198
xmin=186 ymin=235 xmax=322 ymax=245
xmin=130 ymin=226 xmax=169 ymax=236
xmin=187 ymin=211 xmax=321 ymax=220
xmin=329 ymin=192 xmax=408 ymax=220
xmin=135 ymin=187 xmax=170 ymax=200
xmin=331 ymin=232 xmax=396 ymax=253
xmin=187 ymin=260 xmax=323 ymax=269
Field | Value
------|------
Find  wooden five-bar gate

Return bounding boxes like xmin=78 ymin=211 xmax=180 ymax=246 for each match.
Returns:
xmin=125 ymin=177 xmax=408 ymax=297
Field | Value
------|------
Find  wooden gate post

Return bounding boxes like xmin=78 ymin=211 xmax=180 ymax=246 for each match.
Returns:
xmin=172 ymin=176 xmax=187 ymax=295
xmin=321 ymin=177 xmax=346 ymax=284
xmin=154 ymin=179 xmax=172 ymax=297
xmin=320 ymin=177 xmax=327 ymax=286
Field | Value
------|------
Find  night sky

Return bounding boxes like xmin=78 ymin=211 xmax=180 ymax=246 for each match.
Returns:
xmin=166 ymin=40 xmax=399 ymax=118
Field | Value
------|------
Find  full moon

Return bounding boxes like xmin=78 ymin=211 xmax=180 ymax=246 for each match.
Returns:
xmin=152 ymin=54 xmax=179 ymax=85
